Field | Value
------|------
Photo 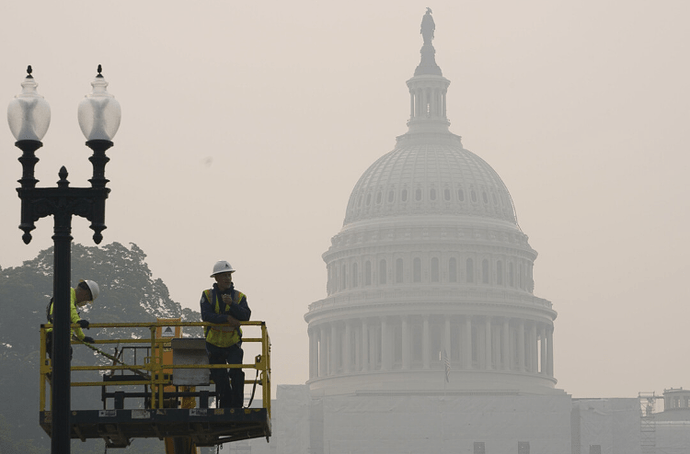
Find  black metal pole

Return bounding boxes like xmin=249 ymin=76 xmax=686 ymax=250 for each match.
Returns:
xmin=52 ymin=199 xmax=73 ymax=454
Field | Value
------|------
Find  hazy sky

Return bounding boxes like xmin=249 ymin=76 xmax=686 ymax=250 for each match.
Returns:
xmin=1 ymin=1 xmax=688 ymax=399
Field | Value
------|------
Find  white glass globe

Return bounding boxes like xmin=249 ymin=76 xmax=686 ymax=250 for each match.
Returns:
xmin=7 ymin=68 xmax=51 ymax=141
xmin=78 ymin=66 xmax=121 ymax=141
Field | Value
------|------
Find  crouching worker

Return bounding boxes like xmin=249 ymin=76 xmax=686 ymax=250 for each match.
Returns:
xmin=200 ymin=260 xmax=251 ymax=409
xmin=46 ymin=279 xmax=99 ymax=359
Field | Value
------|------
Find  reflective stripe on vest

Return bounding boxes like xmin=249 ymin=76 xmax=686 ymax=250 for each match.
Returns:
xmin=203 ymin=289 xmax=244 ymax=347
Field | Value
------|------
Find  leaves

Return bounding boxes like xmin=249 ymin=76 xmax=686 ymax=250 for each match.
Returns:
xmin=0 ymin=241 xmax=199 ymax=452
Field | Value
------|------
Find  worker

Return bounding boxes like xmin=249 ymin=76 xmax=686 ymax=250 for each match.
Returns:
xmin=46 ymin=279 xmax=98 ymax=359
xmin=200 ymin=260 xmax=251 ymax=408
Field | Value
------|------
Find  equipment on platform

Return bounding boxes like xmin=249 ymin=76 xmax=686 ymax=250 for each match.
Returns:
xmin=39 ymin=318 xmax=271 ymax=452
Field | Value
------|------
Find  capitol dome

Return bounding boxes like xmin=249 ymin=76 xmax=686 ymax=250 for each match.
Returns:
xmin=305 ymin=9 xmax=559 ymax=397
xmin=343 ymin=133 xmax=517 ymax=226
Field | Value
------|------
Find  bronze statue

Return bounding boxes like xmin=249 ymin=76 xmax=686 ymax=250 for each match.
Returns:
xmin=421 ymin=7 xmax=435 ymax=45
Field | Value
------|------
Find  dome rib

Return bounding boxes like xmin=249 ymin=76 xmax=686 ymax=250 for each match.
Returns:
xmin=343 ymin=135 xmax=517 ymax=226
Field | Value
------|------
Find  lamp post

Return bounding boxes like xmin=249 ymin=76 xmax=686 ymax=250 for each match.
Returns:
xmin=8 ymin=65 xmax=121 ymax=454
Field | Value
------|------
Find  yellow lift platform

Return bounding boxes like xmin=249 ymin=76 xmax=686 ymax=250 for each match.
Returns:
xmin=39 ymin=319 xmax=271 ymax=451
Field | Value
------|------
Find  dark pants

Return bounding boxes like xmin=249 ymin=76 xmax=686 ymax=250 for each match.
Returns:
xmin=206 ymin=342 xmax=245 ymax=408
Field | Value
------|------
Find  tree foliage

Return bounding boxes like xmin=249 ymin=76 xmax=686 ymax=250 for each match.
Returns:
xmin=0 ymin=242 xmax=201 ymax=453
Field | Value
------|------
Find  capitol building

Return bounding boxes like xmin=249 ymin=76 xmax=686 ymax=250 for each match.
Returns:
xmin=235 ymin=10 xmax=687 ymax=454
xmin=306 ymin=8 xmax=556 ymax=399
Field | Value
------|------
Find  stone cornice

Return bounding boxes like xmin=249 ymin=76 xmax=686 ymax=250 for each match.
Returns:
xmin=305 ymin=288 xmax=556 ymax=324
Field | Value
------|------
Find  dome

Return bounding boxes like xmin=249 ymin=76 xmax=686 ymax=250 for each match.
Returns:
xmin=343 ymin=132 xmax=517 ymax=226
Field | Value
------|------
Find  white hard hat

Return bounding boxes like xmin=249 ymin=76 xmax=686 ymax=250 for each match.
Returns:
xmin=210 ymin=260 xmax=235 ymax=277
xmin=79 ymin=279 xmax=100 ymax=302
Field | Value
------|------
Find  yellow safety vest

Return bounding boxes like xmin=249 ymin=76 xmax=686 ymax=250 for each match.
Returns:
xmin=203 ymin=289 xmax=244 ymax=348
xmin=46 ymin=287 xmax=86 ymax=340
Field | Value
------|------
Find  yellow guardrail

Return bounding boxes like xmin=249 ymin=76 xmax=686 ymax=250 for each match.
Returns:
xmin=39 ymin=320 xmax=271 ymax=418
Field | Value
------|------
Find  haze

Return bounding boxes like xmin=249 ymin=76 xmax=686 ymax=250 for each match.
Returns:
xmin=1 ymin=0 xmax=688 ymax=400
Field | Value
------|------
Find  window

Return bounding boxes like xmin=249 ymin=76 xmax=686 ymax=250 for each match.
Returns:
xmin=444 ymin=188 xmax=451 ymax=201
xmin=366 ymin=193 xmax=371 ymax=206
xmin=496 ymin=261 xmax=503 ymax=285
xmin=396 ymin=258 xmax=404 ymax=283
xmin=413 ymin=258 xmax=422 ymax=282
xmin=458 ymin=189 xmax=465 ymax=201
xmin=376 ymin=191 xmax=382 ymax=204
xmin=431 ymin=257 xmax=439 ymax=282
xmin=449 ymin=258 xmax=457 ymax=282
xmin=482 ymin=259 xmax=489 ymax=284
xmin=430 ymin=189 xmax=436 ymax=200
xmin=388 ymin=191 xmax=394 ymax=203
xmin=379 ymin=259 xmax=387 ymax=285
xmin=402 ymin=189 xmax=408 ymax=202
xmin=509 ymin=262 xmax=514 ymax=287
xmin=482 ymin=192 xmax=488 ymax=204
xmin=352 ymin=262 xmax=358 ymax=288
xmin=415 ymin=188 xmax=422 ymax=201
xmin=466 ymin=258 xmax=474 ymax=283
xmin=365 ymin=261 xmax=372 ymax=286
xmin=471 ymin=190 xmax=478 ymax=203
xmin=341 ymin=264 xmax=347 ymax=289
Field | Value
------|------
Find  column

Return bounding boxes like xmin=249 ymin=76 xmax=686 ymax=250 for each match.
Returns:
xmin=415 ymin=89 xmax=422 ymax=117
xmin=344 ymin=321 xmax=352 ymax=374
xmin=485 ymin=318 xmax=492 ymax=370
xmin=502 ymin=319 xmax=510 ymax=371
xmin=370 ymin=322 xmax=378 ymax=370
xmin=443 ymin=90 xmax=446 ymax=118
xmin=318 ymin=326 xmax=327 ymax=377
xmin=518 ymin=320 xmax=525 ymax=372
xmin=422 ymin=315 xmax=430 ymax=369
xmin=381 ymin=317 xmax=389 ymax=371
xmin=540 ymin=325 xmax=547 ymax=374
xmin=547 ymin=325 xmax=554 ymax=377
xmin=444 ymin=318 xmax=451 ymax=366
xmin=491 ymin=325 xmax=503 ymax=370
xmin=330 ymin=323 xmax=338 ymax=375
xmin=354 ymin=324 xmax=361 ymax=371
xmin=361 ymin=319 xmax=369 ymax=372
xmin=308 ymin=328 xmax=317 ymax=379
xmin=530 ymin=323 xmax=538 ymax=373
xmin=410 ymin=92 xmax=415 ymax=119
xmin=463 ymin=317 xmax=472 ymax=369
xmin=402 ymin=316 xmax=410 ymax=370
xmin=477 ymin=323 xmax=485 ymax=369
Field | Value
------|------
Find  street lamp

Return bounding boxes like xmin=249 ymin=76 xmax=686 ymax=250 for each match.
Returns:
xmin=8 ymin=65 xmax=121 ymax=454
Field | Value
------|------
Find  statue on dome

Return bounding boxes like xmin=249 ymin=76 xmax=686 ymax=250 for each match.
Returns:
xmin=421 ymin=7 xmax=435 ymax=45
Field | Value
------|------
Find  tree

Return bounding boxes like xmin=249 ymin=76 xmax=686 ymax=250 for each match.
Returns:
xmin=0 ymin=242 xmax=200 ymax=453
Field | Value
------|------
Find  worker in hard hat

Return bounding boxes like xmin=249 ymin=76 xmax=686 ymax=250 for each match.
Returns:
xmin=46 ymin=279 xmax=99 ymax=359
xmin=200 ymin=261 xmax=251 ymax=409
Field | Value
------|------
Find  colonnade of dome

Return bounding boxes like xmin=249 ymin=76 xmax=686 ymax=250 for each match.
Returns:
xmin=307 ymin=314 xmax=554 ymax=386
